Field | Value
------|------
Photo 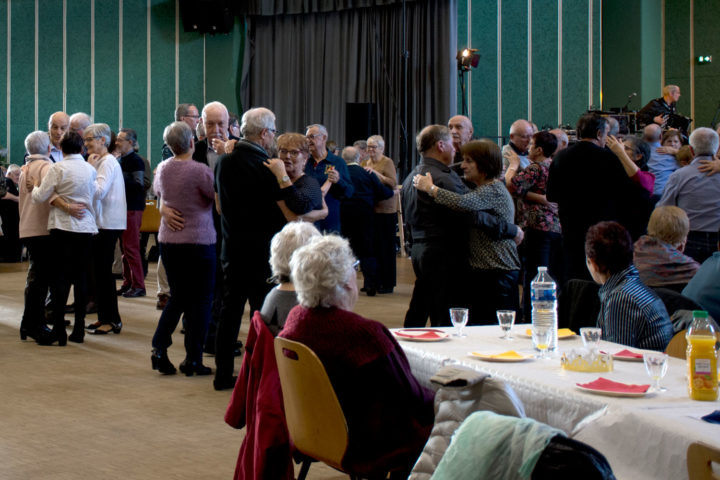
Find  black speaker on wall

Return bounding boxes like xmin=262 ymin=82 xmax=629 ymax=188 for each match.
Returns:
xmin=180 ymin=0 xmax=234 ymax=35
xmin=346 ymin=103 xmax=379 ymax=145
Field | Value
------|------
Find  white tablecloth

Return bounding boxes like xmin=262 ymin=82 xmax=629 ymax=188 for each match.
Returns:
xmin=394 ymin=325 xmax=720 ymax=480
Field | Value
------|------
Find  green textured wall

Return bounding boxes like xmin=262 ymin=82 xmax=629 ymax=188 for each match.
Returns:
xmin=458 ymin=0 xmax=602 ymax=139
xmin=0 ymin=0 xmax=242 ymax=167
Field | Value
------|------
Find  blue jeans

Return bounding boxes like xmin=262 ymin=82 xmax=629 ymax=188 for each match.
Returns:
xmin=152 ymin=243 xmax=216 ymax=363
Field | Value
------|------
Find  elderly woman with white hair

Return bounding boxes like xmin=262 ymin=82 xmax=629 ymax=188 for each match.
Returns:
xmin=82 ymin=123 xmax=127 ymax=336
xmin=362 ymin=135 xmax=399 ymax=293
xmin=151 ymin=121 xmax=216 ymax=377
xmin=279 ymin=234 xmax=434 ymax=478
xmin=18 ymin=131 xmax=54 ymax=340
xmin=30 ymin=131 xmax=97 ymax=345
xmin=260 ymin=221 xmax=320 ymax=335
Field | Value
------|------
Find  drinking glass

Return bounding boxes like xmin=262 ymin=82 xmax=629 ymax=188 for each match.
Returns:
xmin=580 ymin=327 xmax=602 ymax=353
xmin=496 ymin=310 xmax=516 ymax=340
xmin=449 ymin=308 xmax=469 ymax=338
xmin=643 ymin=352 xmax=668 ymax=392
xmin=532 ymin=325 xmax=553 ymax=359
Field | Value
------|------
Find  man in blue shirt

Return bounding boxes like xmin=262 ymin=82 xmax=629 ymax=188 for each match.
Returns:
xmin=304 ymin=124 xmax=354 ymax=233
xmin=644 ymin=124 xmax=678 ymax=196
xmin=657 ymin=127 xmax=720 ymax=263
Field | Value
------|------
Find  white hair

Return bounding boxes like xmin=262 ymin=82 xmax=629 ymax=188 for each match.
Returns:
xmin=201 ymin=101 xmax=229 ymax=121
xmin=84 ymin=123 xmax=112 ymax=147
xmin=689 ymin=127 xmax=720 ymax=157
xmin=509 ymin=119 xmax=530 ymax=135
xmin=6 ymin=164 xmax=21 ymax=175
xmin=163 ymin=121 xmax=193 ymax=155
xmin=305 ymin=124 xmax=328 ymax=137
xmin=25 ymin=131 xmax=50 ymax=155
xmin=290 ymin=235 xmax=356 ymax=308
xmin=241 ymin=107 xmax=275 ymax=138
xmin=342 ymin=146 xmax=359 ymax=164
xmin=269 ymin=222 xmax=321 ymax=282
xmin=69 ymin=112 xmax=92 ymax=130
xmin=367 ymin=134 xmax=385 ymax=150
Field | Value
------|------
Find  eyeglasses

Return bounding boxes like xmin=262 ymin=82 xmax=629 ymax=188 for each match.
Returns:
xmin=183 ymin=114 xmax=200 ymax=119
xmin=266 ymin=128 xmax=278 ymax=135
xmin=306 ymin=133 xmax=323 ymax=140
xmin=352 ymin=260 xmax=360 ymax=272
xmin=367 ymin=145 xmax=378 ymax=150
xmin=83 ymin=136 xmax=101 ymax=143
xmin=278 ymin=149 xmax=302 ymax=158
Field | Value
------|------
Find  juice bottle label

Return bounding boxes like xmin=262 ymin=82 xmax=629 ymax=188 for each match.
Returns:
xmin=694 ymin=359 xmax=711 ymax=375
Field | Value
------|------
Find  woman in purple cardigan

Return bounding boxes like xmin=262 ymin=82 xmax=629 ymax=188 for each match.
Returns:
xmin=279 ymin=234 xmax=434 ymax=478
xmin=151 ymin=121 xmax=216 ymax=376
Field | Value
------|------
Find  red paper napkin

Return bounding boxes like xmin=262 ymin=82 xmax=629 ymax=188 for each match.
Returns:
xmin=614 ymin=349 xmax=643 ymax=359
xmin=395 ymin=329 xmax=444 ymax=339
xmin=577 ymin=377 xmax=650 ymax=393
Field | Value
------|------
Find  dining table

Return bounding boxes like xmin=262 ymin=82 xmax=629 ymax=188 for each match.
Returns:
xmin=392 ymin=324 xmax=720 ymax=480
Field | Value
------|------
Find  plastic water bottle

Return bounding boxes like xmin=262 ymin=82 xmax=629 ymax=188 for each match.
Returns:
xmin=531 ymin=267 xmax=558 ymax=353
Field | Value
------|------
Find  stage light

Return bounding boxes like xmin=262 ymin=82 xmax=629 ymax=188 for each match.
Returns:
xmin=456 ymin=48 xmax=480 ymax=71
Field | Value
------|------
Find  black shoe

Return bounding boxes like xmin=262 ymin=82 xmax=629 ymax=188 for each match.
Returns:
xmin=20 ymin=324 xmax=51 ymax=341
xmin=213 ymin=375 xmax=238 ymax=391
xmin=86 ymin=321 xmax=102 ymax=331
xmin=179 ymin=359 xmax=212 ymax=377
xmin=122 ymin=288 xmax=146 ymax=298
xmin=36 ymin=328 xmax=68 ymax=346
xmin=366 ymin=288 xmax=376 ymax=297
xmin=117 ymin=285 xmax=131 ymax=296
xmin=377 ymin=287 xmax=394 ymax=294
xmin=90 ymin=321 xmax=122 ymax=335
xmin=68 ymin=325 xmax=85 ymax=343
xmin=151 ymin=349 xmax=176 ymax=375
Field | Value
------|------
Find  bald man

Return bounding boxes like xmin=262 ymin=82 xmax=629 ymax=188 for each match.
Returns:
xmin=47 ymin=112 xmax=69 ymax=163
xmin=69 ymin=112 xmax=91 ymax=136
xmin=448 ymin=115 xmax=474 ymax=164
xmin=502 ymin=119 xmax=533 ymax=173
xmin=549 ymin=129 xmax=569 ymax=155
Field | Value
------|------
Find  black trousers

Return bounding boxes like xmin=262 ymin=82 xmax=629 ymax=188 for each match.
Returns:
xmin=522 ymin=229 xmax=563 ymax=322
xmin=374 ymin=212 xmax=397 ymax=290
xmin=214 ymin=261 xmax=272 ymax=381
xmin=404 ymin=241 xmax=464 ymax=328
xmin=342 ymin=204 xmax=378 ymax=291
xmin=93 ymin=229 xmax=123 ymax=325
xmin=49 ymin=229 xmax=93 ymax=331
xmin=466 ymin=268 xmax=520 ymax=325
xmin=22 ymin=235 xmax=55 ymax=333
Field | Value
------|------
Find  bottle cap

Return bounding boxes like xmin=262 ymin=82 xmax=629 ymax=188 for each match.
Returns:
xmin=692 ymin=310 xmax=709 ymax=318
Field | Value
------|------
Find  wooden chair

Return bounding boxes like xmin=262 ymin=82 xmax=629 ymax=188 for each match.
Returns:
xmin=274 ymin=337 xmax=359 ymax=480
xmin=666 ymin=329 xmax=688 ymax=359
xmin=140 ymin=199 xmax=161 ymax=233
xmin=687 ymin=442 xmax=720 ymax=480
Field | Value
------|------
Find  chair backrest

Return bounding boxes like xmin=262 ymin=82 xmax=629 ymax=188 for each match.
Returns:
xmin=274 ymin=337 xmax=349 ymax=470
xmin=666 ymin=329 xmax=688 ymax=359
xmin=687 ymin=442 xmax=720 ymax=480
xmin=558 ymin=279 xmax=600 ymax=330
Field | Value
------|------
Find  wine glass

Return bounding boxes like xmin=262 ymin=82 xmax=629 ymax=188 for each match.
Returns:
xmin=532 ymin=325 xmax=553 ymax=359
xmin=496 ymin=310 xmax=515 ymax=340
xmin=449 ymin=308 xmax=468 ymax=338
xmin=643 ymin=352 xmax=668 ymax=392
xmin=580 ymin=327 xmax=602 ymax=353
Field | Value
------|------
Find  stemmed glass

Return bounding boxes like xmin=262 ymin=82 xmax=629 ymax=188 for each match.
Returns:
xmin=532 ymin=325 xmax=552 ymax=359
xmin=497 ymin=310 xmax=515 ymax=340
xmin=643 ymin=352 xmax=669 ymax=392
xmin=449 ymin=308 xmax=468 ymax=338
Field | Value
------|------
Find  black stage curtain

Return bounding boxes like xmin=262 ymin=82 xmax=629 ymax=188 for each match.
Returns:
xmin=236 ymin=0 xmax=413 ymax=16
xmin=239 ymin=0 xmax=456 ymax=179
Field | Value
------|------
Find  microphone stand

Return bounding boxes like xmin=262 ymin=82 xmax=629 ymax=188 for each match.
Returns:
xmin=622 ymin=93 xmax=637 ymax=112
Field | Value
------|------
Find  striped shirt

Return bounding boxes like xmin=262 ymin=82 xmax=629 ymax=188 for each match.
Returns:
xmin=597 ymin=265 xmax=673 ymax=351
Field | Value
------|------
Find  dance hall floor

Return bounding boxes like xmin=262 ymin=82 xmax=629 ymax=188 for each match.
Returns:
xmin=0 ymin=257 xmax=414 ymax=480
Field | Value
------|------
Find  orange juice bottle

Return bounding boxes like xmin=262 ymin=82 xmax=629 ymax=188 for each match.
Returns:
xmin=686 ymin=310 xmax=718 ymax=401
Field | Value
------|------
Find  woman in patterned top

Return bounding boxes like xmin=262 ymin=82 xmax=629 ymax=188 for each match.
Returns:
xmin=414 ymin=140 xmax=520 ymax=325
xmin=506 ymin=131 xmax=563 ymax=321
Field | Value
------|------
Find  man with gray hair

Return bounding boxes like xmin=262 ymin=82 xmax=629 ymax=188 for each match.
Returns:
xmin=402 ymin=125 xmax=469 ymax=327
xmin=657 ymin=127 xmax=720 ymax=263
xmin=305 ymin=123 xmax=354 ymax=233
xmin=47 ymin=112 xmax=69 ymax=163
xmin=353 ymin=139 xmax=369 ymax=163
xmin=340 ymin=146 xmax=393 ymax=296
xmin=69 ymin=112 xmax=91 ymax=136
xmin=549 ymin=129 xmax=569 ymax=154
xmin=161 ymin=103 xmax=200 ymax=160
xmin=193 ymin=101 xmax=229 ymax=171
xmin=502 ymin=119 xmax=533 ymax=173
xmin=644 ymin=123 xmax=678 ymax=196
xmin=213 ymin=107 xmax=308 ymax=390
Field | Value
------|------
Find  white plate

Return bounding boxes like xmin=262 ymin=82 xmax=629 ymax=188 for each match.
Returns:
xmin=468 ymin=351 xmax=533 ymax=362
xmin=393 ymin=329 xmax=449 ymax=342
xmin=575 ymin=384 xmax=647 ymax=398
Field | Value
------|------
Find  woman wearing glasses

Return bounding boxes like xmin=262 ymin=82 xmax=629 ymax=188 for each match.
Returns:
xmin=266 ymin=132 xmax=328 ymax=222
